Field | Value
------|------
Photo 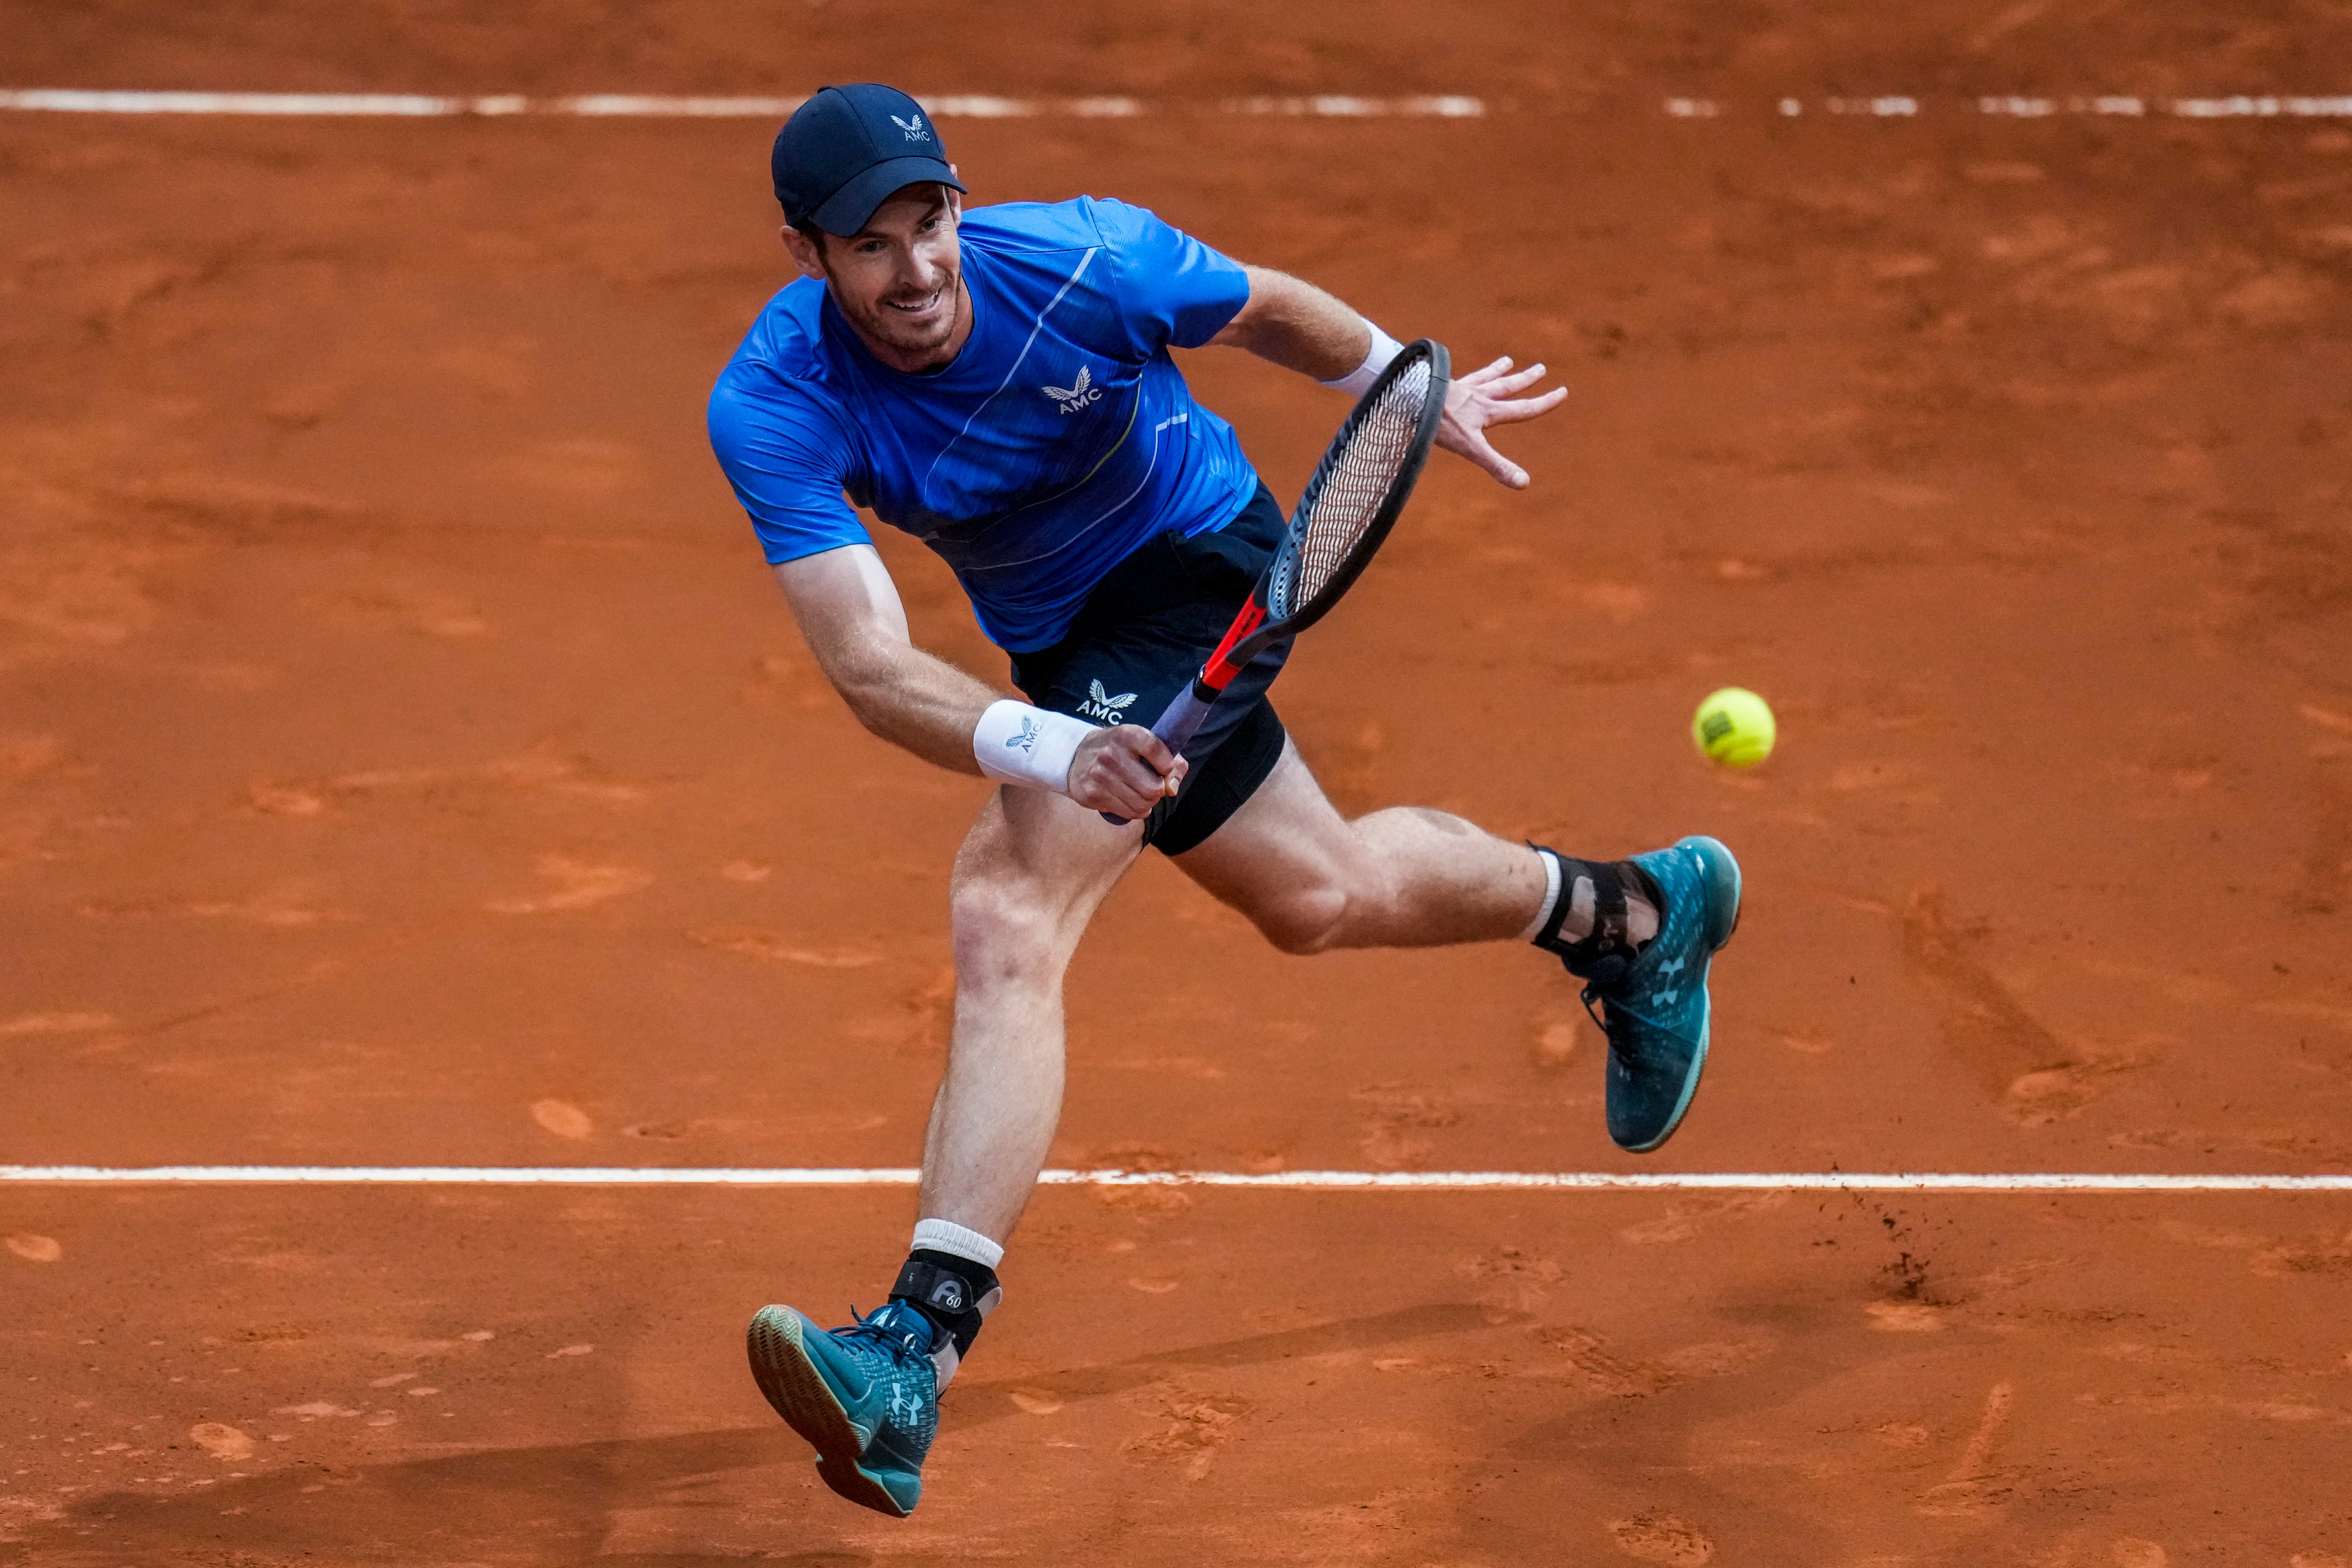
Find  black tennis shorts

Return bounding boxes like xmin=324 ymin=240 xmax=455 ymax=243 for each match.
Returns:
xmin=1009 ymin=480 xmax=1292 ymax=857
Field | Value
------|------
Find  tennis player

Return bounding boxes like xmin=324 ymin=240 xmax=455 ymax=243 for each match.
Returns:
xmin=708 ymin=84 xmax=1743 ymax=1516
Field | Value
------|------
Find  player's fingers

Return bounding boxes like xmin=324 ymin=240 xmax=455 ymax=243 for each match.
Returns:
xmin=1111 ymin=723 xmax=1180 ymax=780
xmin=1082 ymin=756 xmax=1163 ymax=818
xmin=1483 ymin=385 xmax=1570 ymax=424
xmin=1108 ymin=732 xmax=1184 ymax=808
xmin=1113 ymin=757 xmax=1187 ymax=812
xmin=1483 ymin=362 xmax=1550 ymax=396
xmin=1466 ymin=432 xmax=1530 ymax=489
xmin=1436 ymin=412 xmax=1524 ymax=481
xmin=1068 ymin=730 xmax=1167 ymax=817
xmin=1453 ymin=354 xmax=1516 ymax=389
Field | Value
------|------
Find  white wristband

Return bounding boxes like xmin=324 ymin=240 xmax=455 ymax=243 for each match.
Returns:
xmin=1319 ymin=322 xmax=1404 ymax=397
xmin=973 ymin=699 xmax=1091 ymax=794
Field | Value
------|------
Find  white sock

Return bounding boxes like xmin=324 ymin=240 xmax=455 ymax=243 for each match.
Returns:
xmin=1518 ymin=846 xmax=1563 ymax=942
xmin=912 ymin=1217 xmax=1004 ymax=1270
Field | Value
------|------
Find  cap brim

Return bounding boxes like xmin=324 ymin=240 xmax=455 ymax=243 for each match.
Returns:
xmin=809 ymin=157 xmax=967 ymax=236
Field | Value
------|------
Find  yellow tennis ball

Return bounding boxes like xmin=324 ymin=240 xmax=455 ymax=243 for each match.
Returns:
xmin=1693 ymin=687 xmax=1775 ymax=768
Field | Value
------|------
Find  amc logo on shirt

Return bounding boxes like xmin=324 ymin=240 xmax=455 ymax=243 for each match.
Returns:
xmin=1041 ymin=366 xmax=1103 ymax=414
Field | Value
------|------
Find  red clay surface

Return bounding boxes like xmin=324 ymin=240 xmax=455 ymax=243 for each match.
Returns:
xmin=4 ymin=3 xmax=2352 ymax=1563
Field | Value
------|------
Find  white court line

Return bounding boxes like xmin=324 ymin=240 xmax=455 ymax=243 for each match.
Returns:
xmin=1 ymin=1166 xmax=2347 ymax=1191
xmin=1679 ymin=93 xmax=2352 ymax=119
xmin=0 ymin=89 xmax=1483 ymax=119
xmin=5 ymin=89 xmax=2352 ymax=122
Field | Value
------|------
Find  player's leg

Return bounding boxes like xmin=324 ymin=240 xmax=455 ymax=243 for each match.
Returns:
xmin=748 ymin=784 xmax=1140 ymax=1519
xmin=1172 ymin=737 xmax=1656 ymax=954
xmin=920 ymin=782 xmax=1142 ymax=1238
xmin=1173 ymin=737 xmax=1739 ymax=1153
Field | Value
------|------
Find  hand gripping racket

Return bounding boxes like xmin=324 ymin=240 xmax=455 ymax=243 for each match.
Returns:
xmin=1102 ymin=338 xmax=1450 ymax=823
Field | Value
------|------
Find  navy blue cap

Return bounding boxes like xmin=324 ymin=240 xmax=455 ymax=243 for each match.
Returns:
xmin=771 ymin=84 xmax=965 ymax=235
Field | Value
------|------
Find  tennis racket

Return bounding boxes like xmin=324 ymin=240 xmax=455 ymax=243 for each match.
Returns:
xmin=1101 ymin=338 xmax=1450 ymax=824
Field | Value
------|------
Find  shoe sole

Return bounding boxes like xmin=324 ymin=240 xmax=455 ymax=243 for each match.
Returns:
xmin=745 ymin=1306 xmax=914 ymax=1518
xmin=1619 ymin=835 xmax=1743 ymax=1154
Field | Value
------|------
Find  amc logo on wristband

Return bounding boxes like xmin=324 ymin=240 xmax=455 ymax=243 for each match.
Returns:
xmin=974 ymin=700 xmax=1091 ymax=793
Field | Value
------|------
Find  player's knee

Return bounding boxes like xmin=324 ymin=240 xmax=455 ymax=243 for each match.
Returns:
xmin=1252 ymin=883 xmax=1352 ymax=956
xmin=949 ymin=877 xmax=1058 ymax=986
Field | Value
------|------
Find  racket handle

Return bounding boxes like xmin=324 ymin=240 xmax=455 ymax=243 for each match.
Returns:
xmin=1097 ymin=682 xmax=1220 ymax=825
xmin=1149 ymin=682 xmax=1218 ymax=754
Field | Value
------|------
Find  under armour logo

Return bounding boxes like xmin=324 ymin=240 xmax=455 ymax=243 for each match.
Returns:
xmin=1041 ymin=365 xmax=1102 ymax=414
xmin=1076 ymin=678 xmax=1136 ymax=724
xmin=1006 ymin=716 xmax=1040 ymax=754
xmin=890 ymin=111 xmax=929 ymax=141
xmin=887 ymin=1385 xmax=923 ymax=1426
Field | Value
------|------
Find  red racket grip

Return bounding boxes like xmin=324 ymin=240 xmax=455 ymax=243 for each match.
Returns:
xmin=1097 ymin=683 xmax=1218 ymax=826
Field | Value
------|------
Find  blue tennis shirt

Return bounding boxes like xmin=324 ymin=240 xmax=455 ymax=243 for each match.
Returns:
xmin=708 ymin=197 xmax=1259 ymax=652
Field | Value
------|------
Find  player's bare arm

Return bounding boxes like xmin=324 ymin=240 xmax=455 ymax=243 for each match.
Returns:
xmin=1209 ymin=264 xmax=1570 ymax=487
xmin=773 ymin=544 xmax=1186 ymax=818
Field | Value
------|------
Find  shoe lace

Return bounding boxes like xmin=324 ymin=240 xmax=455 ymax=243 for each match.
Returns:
xmin=838 ymin=1304 xmax=928 ymax=1362
xmin=1580 ymin=983 xmax=1697 ymax=1051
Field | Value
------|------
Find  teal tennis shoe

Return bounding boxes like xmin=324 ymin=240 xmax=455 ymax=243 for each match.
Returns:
xmin=747 ymin=1299 xmax=940 ymax=1517
xmin=1584 ymin=835 xmax=1743 ymax=1152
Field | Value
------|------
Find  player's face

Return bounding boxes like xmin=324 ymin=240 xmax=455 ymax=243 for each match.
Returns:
xmin=799 ymin=185 xmax=966 ymax=370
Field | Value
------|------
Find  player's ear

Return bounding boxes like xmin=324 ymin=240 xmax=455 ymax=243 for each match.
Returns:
xmin=778 ymin=223 xmax=828 ymax=282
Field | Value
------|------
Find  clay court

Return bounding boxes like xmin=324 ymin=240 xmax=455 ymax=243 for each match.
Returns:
xmin=5 ymin=3 xmax=2352 ymax=1563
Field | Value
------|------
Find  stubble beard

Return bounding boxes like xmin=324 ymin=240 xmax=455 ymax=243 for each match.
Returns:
xmin=841 ymin=269 xmax=964 ymax=368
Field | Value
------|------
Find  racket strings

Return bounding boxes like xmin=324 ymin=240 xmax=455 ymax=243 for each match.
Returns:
xmin=1287 ymin=359 xmax=1436 ymax=613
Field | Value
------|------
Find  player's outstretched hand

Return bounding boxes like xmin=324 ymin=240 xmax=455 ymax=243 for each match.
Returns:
xmin=1436 ymin=355 xmax=1567 ymax=490
xmin=1068 ymin=724 xmax=1189 ymax=820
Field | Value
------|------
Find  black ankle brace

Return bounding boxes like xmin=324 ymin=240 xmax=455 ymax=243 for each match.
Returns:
xmin=889 ymin=1249 xmax=1001 ymax=1366
xmin=1528 ymin=847 xmax=1663 ymax=987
